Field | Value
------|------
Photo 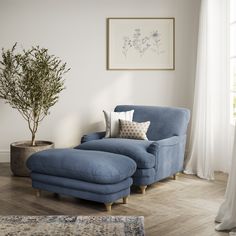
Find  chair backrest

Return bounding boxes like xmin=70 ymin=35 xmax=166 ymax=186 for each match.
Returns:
xmin=115 ymin=105 xmax=190 ymax=141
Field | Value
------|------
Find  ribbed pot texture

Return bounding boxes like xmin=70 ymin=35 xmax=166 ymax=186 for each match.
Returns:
xmin=10 ymin=141 xmax=54 ymax=177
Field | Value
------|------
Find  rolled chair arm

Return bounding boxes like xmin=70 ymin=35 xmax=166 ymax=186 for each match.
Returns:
xmin=147 ymin=135 xmax=187 ymax=175
xmin=80 ymin=131 xmax=106 ymax=144
xmin=147 ymin=136 xmax=183 ymax=156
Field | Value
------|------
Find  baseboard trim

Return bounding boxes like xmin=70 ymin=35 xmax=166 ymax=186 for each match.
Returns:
xmin=0 ymin=150 xmax=10 ymax=163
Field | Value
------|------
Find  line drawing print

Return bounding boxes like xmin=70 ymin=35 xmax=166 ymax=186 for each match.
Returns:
xmin=122 ymin=28 xmax=165 ymax=57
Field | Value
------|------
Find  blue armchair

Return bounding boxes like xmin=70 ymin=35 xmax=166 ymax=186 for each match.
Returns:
xmin=77 ymin=105 xmax=190 ymax=193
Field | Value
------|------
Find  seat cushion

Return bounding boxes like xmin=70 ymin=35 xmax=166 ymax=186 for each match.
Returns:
xmin=76 ymin=138 xmax=156 ymax=169
xmin=27 ymin=149 xmax=136 ymax=184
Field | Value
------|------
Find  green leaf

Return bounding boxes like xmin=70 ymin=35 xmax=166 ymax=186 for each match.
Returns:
xmin=0 ymin=44 xmax=70 ymax=144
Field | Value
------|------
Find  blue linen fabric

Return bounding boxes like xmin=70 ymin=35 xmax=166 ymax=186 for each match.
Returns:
xmin=76 ymin=138 xmax=155 ymax=169
xmin=81 ymin=131 xmax=106 ymax=143
xmin=115 ymin=105 xmax=190 ymax=141
xmin=27 ymin=149 xmax=136 ymax=184
xmin=79 ymin=105 xmax=190 ymax=186
xmin=27 ymin=149 xmax=136 ymax=205
xmin=31 ymin=173 xmax=133 ymax=195
xmin=32 ymin=180 xmax=130 ymax=203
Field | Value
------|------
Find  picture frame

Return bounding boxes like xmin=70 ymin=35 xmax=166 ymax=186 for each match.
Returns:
xmin=106 ymin=17 xmax=175 ymax=70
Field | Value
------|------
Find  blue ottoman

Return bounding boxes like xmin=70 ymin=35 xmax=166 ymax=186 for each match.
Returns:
xmin=27 ymin=149 xmax=137 ymax=211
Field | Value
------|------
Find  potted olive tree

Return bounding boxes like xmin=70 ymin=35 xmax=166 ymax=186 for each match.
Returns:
xmin=0 ymin=44 xmax=70 ymax=176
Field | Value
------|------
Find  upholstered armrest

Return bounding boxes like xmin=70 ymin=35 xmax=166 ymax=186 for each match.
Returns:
xmin=147 ymin=136 xmax=180 ymax=154
xmin=80 ymin=131 xmax=106 ymax=144
xmin=147 ymin=135 xmax=186 ymax=174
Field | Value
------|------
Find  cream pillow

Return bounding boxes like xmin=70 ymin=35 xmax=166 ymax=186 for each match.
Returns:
xmin=119 ymin=119 xmax=150 ymax=140
xmin=103 ymin=110 xmax=134 ymax=138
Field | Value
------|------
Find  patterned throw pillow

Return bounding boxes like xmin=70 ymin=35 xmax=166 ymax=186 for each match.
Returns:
xmin=103 ymin=110 xmax=134 ymax=138
xmin=119 ymin=119 xmax=150 ymax=140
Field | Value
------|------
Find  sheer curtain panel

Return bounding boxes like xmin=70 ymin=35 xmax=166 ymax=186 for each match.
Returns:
xmin=184 ymin=0 xmax=232 ymax=180
xmin=215 ymin=126 xmax=236 ymax=231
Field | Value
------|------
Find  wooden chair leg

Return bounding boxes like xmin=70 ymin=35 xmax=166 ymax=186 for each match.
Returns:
xmin=123 ymin=196 xmax=128 ymax=204
xmin=140 ymin=185 xmax=147 ymax=194
xmin=173 ymin=172 xmax=179 ymax=180
xmin=35 ymin=189 xmax=41 ymax=197
xmin=105 ymin=203 xmax=113 ymax=212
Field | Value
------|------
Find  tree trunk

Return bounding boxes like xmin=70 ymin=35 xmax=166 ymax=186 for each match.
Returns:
xmin=31 ymin=133 xmax=36 ymax=146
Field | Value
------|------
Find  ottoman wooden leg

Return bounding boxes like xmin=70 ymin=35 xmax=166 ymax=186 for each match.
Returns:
xmin=140 ymin=185 xmax=147 ymax=194
xmin=105 ymin=203 xmax=113 ymax=212
xmin=35 ymin=189 xmax=41 ymax=197
xmin=123 ymin=196 xmax=128 ymax=204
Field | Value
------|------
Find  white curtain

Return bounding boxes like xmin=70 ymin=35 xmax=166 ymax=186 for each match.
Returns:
xmin=184 ymin=0 xmax=232 ymax=180
xmin=215 ymin=126 xmax=236 ymax=231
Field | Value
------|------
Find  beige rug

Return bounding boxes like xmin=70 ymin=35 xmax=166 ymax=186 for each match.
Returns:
xmin=0 ymin=215 xmax=144 ymax=236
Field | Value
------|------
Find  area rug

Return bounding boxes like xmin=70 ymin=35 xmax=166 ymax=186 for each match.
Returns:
xmin=0 ymin=215 xmax=144 ymax=236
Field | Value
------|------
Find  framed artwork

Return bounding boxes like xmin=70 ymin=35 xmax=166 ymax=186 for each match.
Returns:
xmin=107 ymin=17 xmax=175 ymax=70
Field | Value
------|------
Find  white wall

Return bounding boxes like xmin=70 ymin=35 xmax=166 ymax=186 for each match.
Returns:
xmin=0 ymin=0 xmax=200 ymax=162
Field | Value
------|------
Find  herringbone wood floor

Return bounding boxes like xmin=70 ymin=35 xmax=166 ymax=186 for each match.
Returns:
xmin=0 ymin=163 xmax=229 ymax=236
